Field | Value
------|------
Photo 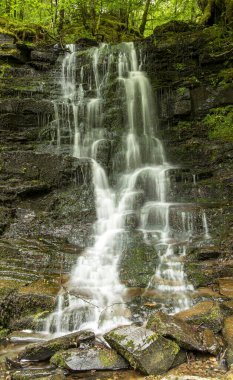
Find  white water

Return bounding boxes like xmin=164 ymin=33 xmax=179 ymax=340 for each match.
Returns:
xmin=45 ymin=42 xmax=211 ymax=335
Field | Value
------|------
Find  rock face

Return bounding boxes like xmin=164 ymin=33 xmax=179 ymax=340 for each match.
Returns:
xmin=0 ymin=43 xmax=96 ymax=327
xmin=104 ymin=325 xmax=181 ymax=375
xmin=139 ymin=23 xmax=233 ymax=306
xmin=51 ymin=345 xmax=129 ymax=371
xmin=18 ymin=330 xmax=95 ymax=361
xmin=0 ymin=21 xmax=232 ymax=368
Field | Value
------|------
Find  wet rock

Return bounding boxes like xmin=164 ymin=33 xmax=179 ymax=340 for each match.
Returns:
xmin=119 ymin=231 xmax=158 ymax=288
xmin=94 ymin=138 xmax=112 ymax=172
xmin=11 ymin=368 xmax=65 ymax=380
xmin=7 ymin=331 xmax=47 ymax=344
xmin=0 ymin=290 xmax=54 ymax=329
xmin=186 ymin=246 xmax=221 ymax=261
xmin=191 ymin=85 xmax=233 ymax=116
xmin=104 ymin=325 xmax=180 ymax=375
xmin=153 ymin=21 xmax=192 ymax=36
xmin=18 ymin=330 xmax=95 ymax=361
xmin=124 ymin=212 xmax=139 ymax=230
xmin=219 ymin=278 xmax=233 ymax=298
xmin=221 ymin=300 xmax=233 ymax=317
xmin=51 ymin=345 xmax=129 ymax=371
xmin=31 ymin=50 xmax=58 ymax=63
xmin=0 ymin=152 xmax=92 ymax=189
xmin=184 ymin=260 xmax=233 ymax=288
xmin=146 ymin=311 xmax=220 ymax=354
xmin=175 ymin=301 xmax=223 ymax=333
xmin=223 ymin=316 xmax=233 ymax=368
xmin=76 ymin=38 xmax=99 ymax=47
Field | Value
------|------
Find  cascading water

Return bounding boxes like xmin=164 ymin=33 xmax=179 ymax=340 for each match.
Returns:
xmin=45 ymin=42 xmax=210 ymax=335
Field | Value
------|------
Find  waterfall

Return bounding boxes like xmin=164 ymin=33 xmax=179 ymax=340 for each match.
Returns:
xmin=45 ymin=42 xmax=210 ymax=335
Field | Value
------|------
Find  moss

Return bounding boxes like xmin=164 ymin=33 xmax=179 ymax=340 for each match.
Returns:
xmin=0 ymin=63 xmax=12 ymax=78
xmin=99 ymin=348 xmax=118 ymax=366
xmin=0 ymin=27 xmax=16 ymax=38
xmin=204 ymin=106 xmax=233 ymax=141
xmin=109 ymin=332 xmax=126 ymax=342
xmin=0 ymin=328 xmax=9 ymax=339
xmin=177 ymin=87 xmax=188 ymax=96
xmin=50 ymin=351 xmax=67 ymax=368
xmin=219 ymin=68 xmax=233 ymax=85
xmin=146 ymin=333 xmax=158 ymax=343
xmin=174 ymin=62 xmax=186 ymax=71
xmin=185 ymin=262 xmax=210 ymax=287
xmin=125 ymin=339 xmax=135 ymax=349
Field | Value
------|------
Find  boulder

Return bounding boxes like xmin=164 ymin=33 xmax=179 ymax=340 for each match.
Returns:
xmin=146 ymin=311 xmax=220 ymax=354
xmin=175 ymin=301 xmax=223 ymax=333
xmin=18 ymin=330 xmax=95 ymax=361
xmin=104 ymin=325 xmax=181 ymax=375
xmin=51 ymin=345 xmax=129 ymax=371
xmin=222 ymin=316 xmax=233 ymax=368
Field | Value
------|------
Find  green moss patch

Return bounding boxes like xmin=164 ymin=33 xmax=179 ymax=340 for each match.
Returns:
xmin=204 ymin=106 xmax=233 ymax=141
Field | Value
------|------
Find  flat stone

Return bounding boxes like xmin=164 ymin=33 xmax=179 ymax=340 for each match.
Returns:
xmin=104 ymin=325 xmax=180 ymax=375
xmin=11 ymin=368 xmax=65 ymax=380
xmin=146 ymin=311 xmax=220 ymax=354
xmin=219 ymin=278 xmax=233 ymax=298
xmin=8 ymin=331 xmax=47 ymax=344
xmin=175 ymin=301 xmax=223 ymax=333
xmin=18 ymin=330 xmax=95 ymax=361
xmin=50 ymin=345 xmax=129 ymax=371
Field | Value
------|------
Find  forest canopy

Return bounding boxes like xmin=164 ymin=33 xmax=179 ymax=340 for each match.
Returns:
xmin=0 ymin=0 xmax=232 ymax=42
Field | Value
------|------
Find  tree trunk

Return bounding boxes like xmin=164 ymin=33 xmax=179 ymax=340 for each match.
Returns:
xmin=139 ymin=0 xmax=151 ymax=35
xmin=198 ymin=0 xmax=233 ymax=26
xmin=58 ymin=8 xmax=65 ymax=34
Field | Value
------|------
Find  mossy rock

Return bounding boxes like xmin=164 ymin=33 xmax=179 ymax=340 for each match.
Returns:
xmin=146 ymin=311 xmax=220 ymax=354
xmin=18 ymin=330 xmax=95 ymax=361
xmin=153 ymin=21 xmax=192 ymax=36
xmin=51 ymin=345 xmax=129 ymax=371
xmin=175 ymin=301 xmax=223 ymax=333
xmin=119 ymin=231 xmax=158 ymax=288
xmin=104 ymin=325 xmax=181 ymax=375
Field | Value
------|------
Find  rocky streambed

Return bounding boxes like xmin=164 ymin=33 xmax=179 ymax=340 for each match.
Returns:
xmin=1 ymin=303 xmax=233 ymax=379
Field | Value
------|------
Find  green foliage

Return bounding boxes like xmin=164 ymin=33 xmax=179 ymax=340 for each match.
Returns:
xmin=174 ymin=63 xmax=186 ymax=71
xmin=0 ymin=0 xmax=202 ymax=41
xmin=0 ymin=0 xmax=231 ymax=42
xmin=219 ymin=68 xmax=233 ymax=86
xmin=204 ymin=106 xmax=233 ymax=141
